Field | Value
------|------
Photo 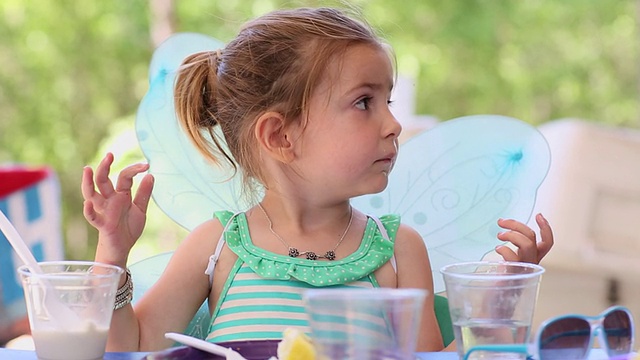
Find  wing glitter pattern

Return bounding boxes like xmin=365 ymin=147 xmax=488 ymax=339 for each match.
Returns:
xmin=136 ymin=33 xmax=551 ymax=293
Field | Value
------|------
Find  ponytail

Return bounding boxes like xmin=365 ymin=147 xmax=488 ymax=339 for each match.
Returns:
xmin=174 ymin=50 xmax=236 ymax=171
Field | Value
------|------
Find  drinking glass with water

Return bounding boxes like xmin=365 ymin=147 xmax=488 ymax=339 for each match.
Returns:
xmin=441 ymin=261 xmax=545 ymax=360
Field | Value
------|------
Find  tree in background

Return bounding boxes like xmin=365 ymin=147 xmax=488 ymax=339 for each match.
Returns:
xmin=0 ymin=0 xmax=638 ymax=261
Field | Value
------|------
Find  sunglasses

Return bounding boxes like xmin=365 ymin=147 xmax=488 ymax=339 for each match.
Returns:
xmin=463 ymin=306 xmax=635 ymax=360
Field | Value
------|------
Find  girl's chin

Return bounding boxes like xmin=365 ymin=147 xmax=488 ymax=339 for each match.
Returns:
xmin=356 ymin=179 xmax=390 ymax=197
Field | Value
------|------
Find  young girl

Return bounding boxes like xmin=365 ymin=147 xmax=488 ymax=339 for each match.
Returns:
xmin=81 ymin=7 xmax=554 ymax=353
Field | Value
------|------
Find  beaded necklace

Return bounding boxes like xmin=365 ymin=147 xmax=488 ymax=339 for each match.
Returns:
xmin=257 ymin=203 xmax=353 ymax=260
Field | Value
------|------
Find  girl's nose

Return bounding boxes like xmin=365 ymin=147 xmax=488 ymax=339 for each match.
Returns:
xmin=384 ymin=111 xmax=402 ymax=139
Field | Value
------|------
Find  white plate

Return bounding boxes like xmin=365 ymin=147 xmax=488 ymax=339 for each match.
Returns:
xmin=164 ymin=332 xmax=247 ymax=360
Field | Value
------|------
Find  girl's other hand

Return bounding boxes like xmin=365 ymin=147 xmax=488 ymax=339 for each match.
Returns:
xmin=81 ymin=152 xmax=154 ymax=266
xmin=495 ymin=213 xmax=554 ymax=264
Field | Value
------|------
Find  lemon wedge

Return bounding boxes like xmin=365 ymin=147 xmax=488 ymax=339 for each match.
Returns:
xmin=277 ymin=328 xmax=316 ymax=360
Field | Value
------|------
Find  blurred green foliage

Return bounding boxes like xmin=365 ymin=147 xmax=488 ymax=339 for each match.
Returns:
xmin=0 ymin=0 xmax=638 ymax=262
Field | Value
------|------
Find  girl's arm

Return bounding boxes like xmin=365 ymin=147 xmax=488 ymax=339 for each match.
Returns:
xmin=82 ymin=153 xmax=152 ymax=350
xmin=394 ymin=224 xmax=445 ymax=352
xmin=134 ymin=219 xmax=222 ymax=350
xmin=82 ymin=153 xmax=220 ymax=351
xmin=95 ymin=221 xmax=219 ymax=351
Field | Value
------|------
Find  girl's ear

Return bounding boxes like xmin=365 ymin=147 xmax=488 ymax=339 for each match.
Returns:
xmin=254 ymin=111 xmax=296 ymax=163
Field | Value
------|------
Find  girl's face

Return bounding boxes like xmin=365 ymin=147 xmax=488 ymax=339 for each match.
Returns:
xmin=291 ymin=43 xmax=402 ymax=202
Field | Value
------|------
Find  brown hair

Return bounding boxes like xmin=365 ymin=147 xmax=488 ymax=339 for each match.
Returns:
xmin=174 ymin=7 xmax=388 ymax=197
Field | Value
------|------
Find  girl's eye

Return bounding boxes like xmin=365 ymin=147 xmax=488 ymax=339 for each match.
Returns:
xmin=355 ymin=97 xmax=372 ymax=110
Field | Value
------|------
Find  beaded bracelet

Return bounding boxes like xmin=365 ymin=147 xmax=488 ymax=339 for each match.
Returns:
xmin=113 ymin=268 xmax=133 ymax=311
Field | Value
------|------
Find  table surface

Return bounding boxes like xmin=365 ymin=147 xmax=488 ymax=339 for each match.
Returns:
xmin=0 ymin=348 xmax=458 ymax=360
xmin=0 ymin=347 xmax=634 ymax=360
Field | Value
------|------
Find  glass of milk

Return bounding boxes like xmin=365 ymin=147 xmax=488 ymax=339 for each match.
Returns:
xmin=18 ymin=261 xmax=123 ymax=360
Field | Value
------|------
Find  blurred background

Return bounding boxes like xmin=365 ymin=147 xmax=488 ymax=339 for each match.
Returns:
xmin=1 ymin=0 xmax=639 ymax=347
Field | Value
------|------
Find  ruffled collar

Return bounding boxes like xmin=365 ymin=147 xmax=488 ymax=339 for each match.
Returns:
xmin=222 ymin=213 xmax=399 ymax=286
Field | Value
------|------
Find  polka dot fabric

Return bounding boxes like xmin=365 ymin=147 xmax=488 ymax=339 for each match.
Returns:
xmin=214 ymin=211 xmax=399 ymax=286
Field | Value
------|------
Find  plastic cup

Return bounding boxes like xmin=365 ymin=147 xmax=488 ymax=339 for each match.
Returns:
xmin=18 ymin=261 xmax=123 ymax=360
xmin=303 ymin=288 xmax=427 ymax=360
xmin=440 ymin=261 xmax=545 ymax=360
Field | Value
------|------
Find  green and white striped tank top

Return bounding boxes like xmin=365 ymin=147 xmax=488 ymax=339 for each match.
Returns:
xmin=205 ymin=211 xmax=400 ymax=343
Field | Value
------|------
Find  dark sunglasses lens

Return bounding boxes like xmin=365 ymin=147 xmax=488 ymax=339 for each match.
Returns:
xmin=603 ymin=309 xmax=633 ymax=356
xmin=538 ymin=317 xmax=590 ymax=360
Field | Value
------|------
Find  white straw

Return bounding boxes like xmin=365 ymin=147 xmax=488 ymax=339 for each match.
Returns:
xmin=0 ymin=209 xmax=81 ymax=329
xmin=0 ymin=210 xmax=44 ymax=274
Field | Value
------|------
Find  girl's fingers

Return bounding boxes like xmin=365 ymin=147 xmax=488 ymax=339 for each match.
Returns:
xmin=94 ymin=153 xmax=116 ymax=197
xmin=535 ymin=213 xmax=554 ymax=259
xmin=81 ymin=166 xmax=106 ymax=209
xmin=496 ymin=215 xmax=555 ymax=264
xmin=497 ymin=230 xmax=536 ymax=250
xmin=81 ymin=166 xmax=96 ymax=200
xmin=497 ymin=231 xmax=537 ymax=263
xmin=83 ymin=199 xmax=101 ymax=227
xmin=497 ymin=218 xmax=538 ymax=263
xmin=132 ymin=174 xmax=154 ymax=213
xmin=497 ymin=218 xmax=536 ymax=242
xmin=495 ymin=245 xmax=518 ymax=262
xmin=115 ymin=163 xmax=150 ymax=193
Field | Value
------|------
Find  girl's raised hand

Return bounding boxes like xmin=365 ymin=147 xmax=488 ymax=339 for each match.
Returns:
xmin=495 ymin=213 xmax=554 ymax=264
xmin=81 ymin=153 xmax=154 ymax=266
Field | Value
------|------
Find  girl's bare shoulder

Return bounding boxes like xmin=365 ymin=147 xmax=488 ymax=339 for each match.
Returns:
xmin=394 ymin=223 xmax=427 ymax=256
xmin=175 ymin=217 xmax=226 ymax=258
xmin=394 ymin=223 xmax=433 ymax=287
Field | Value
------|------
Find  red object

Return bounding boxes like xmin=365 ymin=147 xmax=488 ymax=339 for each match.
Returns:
xmin=0 ymin=167 xmax=50 ymax=199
